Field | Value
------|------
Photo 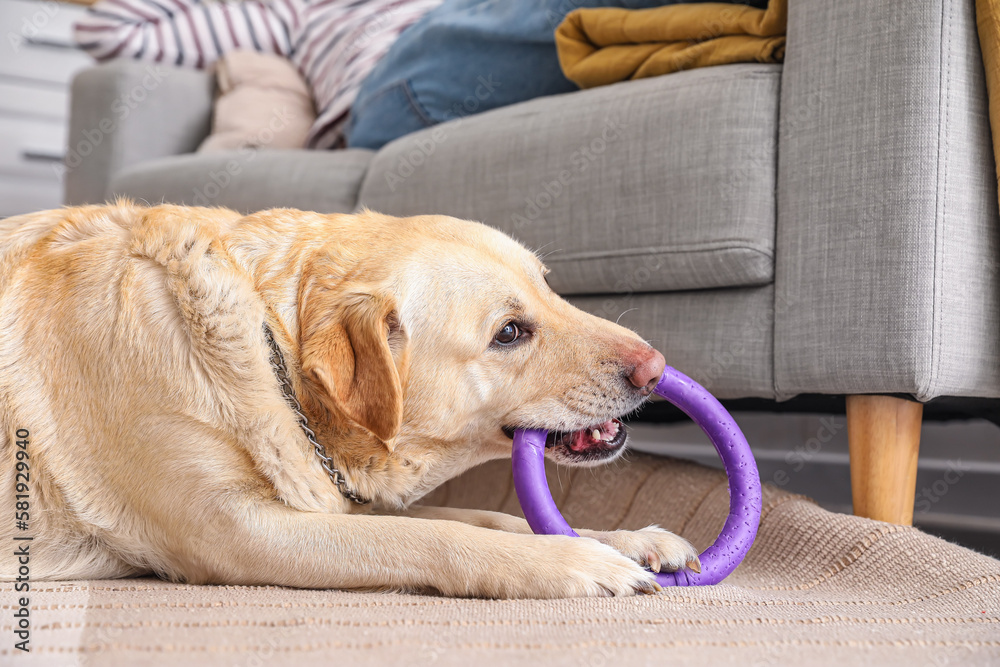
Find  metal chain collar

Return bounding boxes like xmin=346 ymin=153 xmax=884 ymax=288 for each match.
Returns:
xmin=263 ymin=324 xmax=371 ymax=505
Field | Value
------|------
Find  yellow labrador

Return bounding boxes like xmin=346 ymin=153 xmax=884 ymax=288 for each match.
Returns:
xmin=0 ymin=202 xmax=698 ymax=598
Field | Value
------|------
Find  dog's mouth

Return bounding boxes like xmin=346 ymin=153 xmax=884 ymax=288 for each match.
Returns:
xmin=502 ymin=418 xmax=628 ymax=464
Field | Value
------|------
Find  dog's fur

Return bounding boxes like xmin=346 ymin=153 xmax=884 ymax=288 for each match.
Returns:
xmin=0 ymin=202 xmax=698 ymax=598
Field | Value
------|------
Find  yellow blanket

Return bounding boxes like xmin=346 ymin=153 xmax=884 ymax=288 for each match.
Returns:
xmin=556 ymin=0 xmax=786 ymax=89
xmin=978 ymin=0 xmax=1000 ymax=195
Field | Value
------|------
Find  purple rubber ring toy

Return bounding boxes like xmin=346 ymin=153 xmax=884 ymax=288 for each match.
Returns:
xmin=512 ymin=366 xmax=762 ymax=587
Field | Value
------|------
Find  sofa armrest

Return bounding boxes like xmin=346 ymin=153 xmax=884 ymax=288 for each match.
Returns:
xmin=775 ymin=0 xmax=1000 ymax=400
xmin=64 ymin=60 xmax=215 ymax=205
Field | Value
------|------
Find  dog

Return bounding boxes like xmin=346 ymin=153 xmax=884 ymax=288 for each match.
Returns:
xmin=0 ymin=201 xmax=699 ymax=598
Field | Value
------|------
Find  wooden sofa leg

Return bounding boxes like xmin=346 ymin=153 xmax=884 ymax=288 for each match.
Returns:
xmin=846 ymin=395 xmax=923 ymax=525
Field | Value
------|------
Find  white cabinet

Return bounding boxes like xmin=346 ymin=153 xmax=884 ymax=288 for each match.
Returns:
xmin=0 ymin=0 xmax=93 ymax=217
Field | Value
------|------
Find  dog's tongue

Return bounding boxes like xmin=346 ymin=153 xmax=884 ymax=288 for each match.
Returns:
xmin=568 ymin=419 xmax=620 ymax=452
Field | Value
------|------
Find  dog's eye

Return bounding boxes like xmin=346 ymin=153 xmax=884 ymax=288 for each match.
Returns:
xmin=494 ymin=322 xmax=521 ymax=345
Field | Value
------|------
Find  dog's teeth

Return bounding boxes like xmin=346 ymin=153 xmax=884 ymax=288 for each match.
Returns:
xmin=591 ymin=429 xmax=601 ymax=441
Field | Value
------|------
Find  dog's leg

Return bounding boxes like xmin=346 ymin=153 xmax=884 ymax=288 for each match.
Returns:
xmin=393 ymin=506 xmax=700 ymax=574
xmin=388 ymin=506 xmax=533 ymax=532
xmin=174 ymin=500 xmax=660 ymax=598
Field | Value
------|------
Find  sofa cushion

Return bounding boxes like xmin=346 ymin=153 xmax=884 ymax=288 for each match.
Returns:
xmin=358 ymin=64 xmax=780 ymax=295
xmin=109 ymin=149 xmax=374 ymax=214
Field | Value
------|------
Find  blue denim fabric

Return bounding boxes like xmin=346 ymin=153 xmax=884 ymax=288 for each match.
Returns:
xmin=345 ymin=0 xmax=767 ymax=149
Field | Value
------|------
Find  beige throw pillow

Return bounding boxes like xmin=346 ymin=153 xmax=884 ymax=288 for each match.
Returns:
xmin=198 ymin=50 xmax=316 ymax=153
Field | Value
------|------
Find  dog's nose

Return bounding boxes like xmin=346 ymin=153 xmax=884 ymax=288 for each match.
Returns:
xmin=628 ymin=347 xmax=666 ymax=396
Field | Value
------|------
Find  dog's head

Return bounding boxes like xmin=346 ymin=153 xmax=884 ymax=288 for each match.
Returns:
xmin=295 ymin=211 xmax=663 ymax=504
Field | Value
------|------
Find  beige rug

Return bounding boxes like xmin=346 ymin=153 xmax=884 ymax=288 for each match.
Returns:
xmin=3 ymin=453 xmax=999 ymax=666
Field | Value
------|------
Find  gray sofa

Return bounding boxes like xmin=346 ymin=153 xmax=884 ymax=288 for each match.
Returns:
xmin=64 ymin=0 xmax=1000 ymax=523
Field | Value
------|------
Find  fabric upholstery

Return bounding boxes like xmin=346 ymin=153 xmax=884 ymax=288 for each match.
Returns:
xmin=359 ymin=64 xmax=780 ymax=296
xmin=109 ymin=149 xmax=374 ymax=214
xmin=570 ymin=286 xmax=775 ymax=399
xmin=556 ymin=0 xmax=785 ymax=88
xmin=4 ymin=453 xmax=998 ymax=665
xmin=775 ymin=0 xmax=1000 ymax=401
xmin=65 ymin=60 xmax=214 ymax=206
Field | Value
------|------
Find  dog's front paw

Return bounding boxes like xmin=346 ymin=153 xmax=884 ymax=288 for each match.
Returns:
xmin=578 ymin=525 xmax=700 ymax=574
xmin=521 ymin=534 xmax=661 ymax=598
xmin=463 ymin=532 xmax=660 ymax=599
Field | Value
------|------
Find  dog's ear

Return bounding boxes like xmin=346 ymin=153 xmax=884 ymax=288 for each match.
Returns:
xmin=300 ymin=287 xmax=409 ymax=447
